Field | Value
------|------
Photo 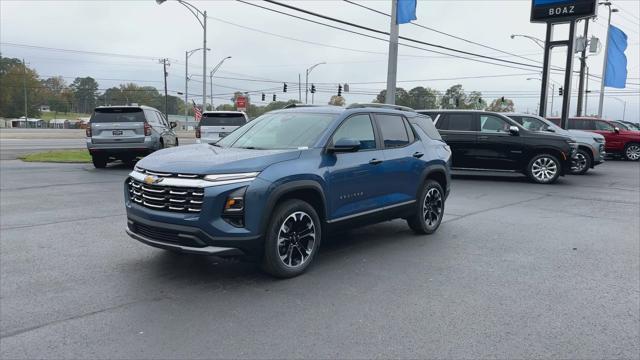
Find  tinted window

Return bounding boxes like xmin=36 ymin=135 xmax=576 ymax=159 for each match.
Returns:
xmin=568 ymin=119 xmax=593 ymax=130
xmin=376 ymin=114 xmax=410 ymax=148
xmin=510 ymin=116 xmax=547 ymax=132
xmin=445 ymin=113 xmax=474 ymax=131
xmin=480 ymin=115 xmax=510 ymax=133
xmin=408 ymin=115 xmax=442 ymax=140
xmin=595 ymin=121 xmax=615 ymax=131
xmin=611 ymin=121 xmax=629 ymax=130
xmin=145 ymin=110 xmax=160 ymax=124
xmin=217 ymin=112 xmax=336 ymax=150
xmin=90 ymin=108 xmax=145 ymax=123
xmin=201 ymin=113 xmax=247 ymax=126
xmin=332 ymin=114 xmax=376 ymax=150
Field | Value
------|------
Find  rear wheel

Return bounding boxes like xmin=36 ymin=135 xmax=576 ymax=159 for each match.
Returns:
xmin=262 ymin=199 xmax=321 ymax=278
xmin=527 ymin=154 xmax=561 ymax=184
xmin=624 ymin=143 xmax=640 ymax=161
xmin=92 ymin=155 xmax=107 ymax=168
xmin=407 ymin=180 xmax=444 ymax=234
xmin=570 ymin=149 xmax=591 ymax=175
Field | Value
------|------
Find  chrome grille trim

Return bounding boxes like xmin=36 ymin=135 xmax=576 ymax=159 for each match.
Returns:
xmin=128 ymin=170 xmax=256 ymax=188
xmin=128 ymin=177 xmax=205 ymax=213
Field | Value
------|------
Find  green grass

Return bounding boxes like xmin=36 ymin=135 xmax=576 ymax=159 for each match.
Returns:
xmin=20 ymin=150 xmax=91 ymax=163
xmin=40 ymin=112 xmax=90 ymax=121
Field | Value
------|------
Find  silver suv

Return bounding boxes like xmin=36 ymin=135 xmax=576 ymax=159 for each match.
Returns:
xmin=506 ymin=113 xmax=605 ymax=175
xmin=86 ymin=106 xmax=178 ymax=168
xmin=195 ymin=111 xmax=248 ymax=143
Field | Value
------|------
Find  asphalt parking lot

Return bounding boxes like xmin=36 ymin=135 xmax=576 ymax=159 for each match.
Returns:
xmin=1 ymin=159 xmax=638 ymax=359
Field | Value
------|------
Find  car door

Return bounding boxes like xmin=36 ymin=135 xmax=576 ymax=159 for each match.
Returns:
xmin=473 ymin=114 xmax=523 ymax=170
xmin=324 ymin=114 xmax=387 ymax=220
xmin=593 ymin=120 xmax=621 ymax=151
xmin=434 ymin=112 xmax=477 ymax=168
xmin=373 ymin=113 xmax=425 ymax=205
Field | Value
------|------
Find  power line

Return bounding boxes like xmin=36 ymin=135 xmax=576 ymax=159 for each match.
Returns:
xmin=0 ymin=42 xmax=177 ymax=62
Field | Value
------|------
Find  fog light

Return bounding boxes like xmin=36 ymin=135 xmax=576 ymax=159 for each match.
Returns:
xmin=222 ymin=187 xmax=247 ymax=227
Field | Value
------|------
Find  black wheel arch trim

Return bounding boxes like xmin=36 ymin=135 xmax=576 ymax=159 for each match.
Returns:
xmin=260 ymin=180 xmax=327 ymax=234
xmin=418 ymin=163 xmax=450 ymax=199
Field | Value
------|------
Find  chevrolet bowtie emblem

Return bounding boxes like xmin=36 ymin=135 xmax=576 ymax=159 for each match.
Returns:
xmin=143 ymin=175 xmax=162 ymax=185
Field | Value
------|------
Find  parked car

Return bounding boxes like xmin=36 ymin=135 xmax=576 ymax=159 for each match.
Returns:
xmin=618 ymin=121 xmax=640 ymax=131
xmin=125 ymin=104 xmax=451 ymax=277
xmin=86 ymin=106 xmax=178 ymax=168
xmin=547 ymin=117 xmax=640 ymax=161
xmin=505 ymin=113 xmax=605 ymax=175
xmin=196 ymin=111 xmax=248 ymax=143
xmin=418 ymin=110 xmax=577 ymax=184
xmin=610 ymin=120 xmax=639 ymax=132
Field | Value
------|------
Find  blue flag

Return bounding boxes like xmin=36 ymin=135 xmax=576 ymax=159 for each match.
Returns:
xmin=397 ymin=0 xmax=417 ymax=24
xmin=604 ymin=25 xmax=628 ymax=89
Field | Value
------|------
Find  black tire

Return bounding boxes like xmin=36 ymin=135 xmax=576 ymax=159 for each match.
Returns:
xmin=407 ymin=179 xmax=445 ymax=235
xmin=624 ymin=143 xmax=640 ymax=161
xmin=261 ymin=199 xmax=321 ymax=278
xmin=175 ymin=138 xmax=179 ymax=147
xmin=527 ymin=153 xmax=561 ymax=184
xmin=570 ymin=149 xmax=591 ymax=175
xmin=158 ymin=139 xmax=165 ymax=150
xmin=92 ymin=155 xmax=107 ymax=168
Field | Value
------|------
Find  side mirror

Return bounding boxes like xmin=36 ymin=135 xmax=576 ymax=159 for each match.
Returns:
xmin=614 ymin=127 xmax=620 ymax=133
xmin=508 ymin=126 xmax=520 ymax=136
xmin=170 ymin=122 xmax=177 ymax=129
xmin=328 ymin=138 xmax=360 ymax=153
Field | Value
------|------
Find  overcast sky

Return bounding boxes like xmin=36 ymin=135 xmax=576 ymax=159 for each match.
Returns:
xmin=1 ymin=0 xmax=638 ymax=120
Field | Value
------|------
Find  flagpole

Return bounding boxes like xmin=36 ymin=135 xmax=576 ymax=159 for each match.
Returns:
xmin=385 ymin=0 xmax=399 ymax=105
xmin=598 ymin=3 xmax=617 ymax=118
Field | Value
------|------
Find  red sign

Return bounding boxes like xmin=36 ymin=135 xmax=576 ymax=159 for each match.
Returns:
xmin=235 ymin=96 xmax=247 ymax=110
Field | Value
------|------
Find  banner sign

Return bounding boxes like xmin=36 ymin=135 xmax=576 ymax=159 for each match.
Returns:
xmin=531 ymin=0 xmax=597 ymax=23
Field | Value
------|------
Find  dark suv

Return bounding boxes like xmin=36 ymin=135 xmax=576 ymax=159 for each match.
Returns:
xmin=418 ymin=110 xmax=577 ymax=184
xmin=125 ymin=105 xmax=451 ymax=277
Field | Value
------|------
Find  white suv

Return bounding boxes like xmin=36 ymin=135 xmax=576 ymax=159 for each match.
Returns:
xmin=196 ymin=111 xmax=248 ymax=143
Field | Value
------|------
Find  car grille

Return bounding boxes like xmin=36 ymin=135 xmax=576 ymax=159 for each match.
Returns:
xmin=130 ymin=222 xmax=205 ymax=248
xmin=128 ymin=177 xmax=204 ymax=213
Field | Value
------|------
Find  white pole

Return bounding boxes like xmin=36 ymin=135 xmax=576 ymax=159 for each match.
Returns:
xmin=385 ymin=0 xmax=399 ymax=105
xmin=185 ymin=51 xmax=189 ymax=122
xmin=202 ymin=11 xmax=207 ymax=111
xmin=598 ymin=6 xmax=613 ymax=118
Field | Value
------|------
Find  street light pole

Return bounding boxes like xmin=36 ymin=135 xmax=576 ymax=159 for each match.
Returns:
xmin=510 ymin=34 xmax=545 ymax=48
xmin=156 ymin=0 xmax=207 ymax=111
xmin=598 ymin=2 xmax=618 ymax=118
xmin=305 ymin=62 xmax=325 ymax=104
xmin=184 ymin=47 xmax=207 ymax=122
xmin=527 ymin=77 xmax=561 ymax=117
xmin=209 ymin=56 xmax=232 ymax=107
xmin=609 ymin=97 xmax=627 ymax=121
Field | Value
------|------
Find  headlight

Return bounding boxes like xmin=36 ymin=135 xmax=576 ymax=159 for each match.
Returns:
xmin=204 ymin=172 xmax=259 ymax=184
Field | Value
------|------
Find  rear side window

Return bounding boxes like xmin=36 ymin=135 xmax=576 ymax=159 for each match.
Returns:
xmin=408 ymin=115 xmax=442 ymax=140
xmin=90 ymin=108 xmax=145 ymax=123
xmin=376 ymin=114 xmax=410 ymax=148
xmin=595 ymin=121 xmax=615 ymax=131
xmin=200 ymin=113 xmax=246 ymax=126
xmin=568 ymin=119 xmax=593 ymax=130
xmin=442 ymin=113 xmax=475 ymax=131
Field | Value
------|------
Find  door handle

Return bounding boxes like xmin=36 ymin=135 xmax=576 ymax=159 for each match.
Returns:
xmin=369 ymin=158 xmax=384 ymax=165
xmin=478 ymin=135 xmax=489 ymax=140
xmin=413 ymin=152 xmax=424 ymax=158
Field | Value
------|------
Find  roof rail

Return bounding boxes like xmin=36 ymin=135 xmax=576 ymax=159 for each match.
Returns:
xmin=282 ymin=104 xmax=335 ymax=109
xmin=346 ymin=103 xmax=415 ymax=112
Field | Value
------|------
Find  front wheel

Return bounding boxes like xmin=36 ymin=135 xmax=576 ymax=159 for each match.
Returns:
xmin=570 ymin=149 xmax=591 ymax=175
xmin=407 ymin=180 xmax=445 ymax=235
xmin=262 ymin=200 xmax=321 ymax=278
xmin=624 ymin=143 xmax=640 ymax=161
xmin=92 ymin=155 xmax=107 ymax=168
xmin=527 ymin=154 xmax=561 ymax=184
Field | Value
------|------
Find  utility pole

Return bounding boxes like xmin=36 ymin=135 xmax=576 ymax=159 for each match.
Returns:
xmin=385 ymin=0 xmax=399 ymax=105
xmin=22 ymin=59 xmax=28 ymax=127
xmin=550 ymin=83 xmax=555 ymax=116
xmin=598 ymin=2 xmax=618 ymax=118
xmin=576 ymin=18 xmax=589 ymax=116
xmin=298 ymin=74 xmax=302 ymax=102
xmin=585 ymin=66 xmax=590 ymax=115
xmin=160 ymin=58 xmax=170 ymax=118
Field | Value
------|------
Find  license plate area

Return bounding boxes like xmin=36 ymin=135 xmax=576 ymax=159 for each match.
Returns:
xmin=112 ymin=130 xmax=123 ymax=136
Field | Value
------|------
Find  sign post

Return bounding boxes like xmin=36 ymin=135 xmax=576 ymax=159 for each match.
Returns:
xmin=530 ymin=0 xmax=597 ymax=129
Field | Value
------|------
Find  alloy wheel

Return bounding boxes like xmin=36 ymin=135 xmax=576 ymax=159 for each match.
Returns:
xmin=277 ymin=211 xmax=316 ymax=268
xmin=571 ymin=152 xmax=588 ymax=173
xmin=422 ymin=188 xmax=443 ymax=228
xmin=531 ymin=157 xmax=558 ymax=182
xmin=626 ymin=145 xmax=640 ymax=161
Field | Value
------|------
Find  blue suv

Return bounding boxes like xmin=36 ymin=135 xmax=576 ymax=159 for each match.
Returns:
xmin=125 ymin=104 xmax=451 ymax=277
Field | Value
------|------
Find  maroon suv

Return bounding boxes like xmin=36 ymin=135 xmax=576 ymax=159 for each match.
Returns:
xmin=548 ymin=117 xmax=640 ymax=161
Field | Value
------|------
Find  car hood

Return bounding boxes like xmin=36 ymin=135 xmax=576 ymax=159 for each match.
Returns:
xmin=136 ymin=144 xmax=301 ymax=174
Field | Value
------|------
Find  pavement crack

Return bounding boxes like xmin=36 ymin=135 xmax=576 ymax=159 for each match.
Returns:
xmin=443 ymin=194 xmax=549 ymax=223
xmin=1 ymin=213 xmax=125 ymax=230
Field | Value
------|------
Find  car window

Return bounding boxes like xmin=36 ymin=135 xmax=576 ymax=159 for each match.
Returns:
xmin=376 ymin=114 xmax=410 ymax=148
xmin=90 ymin=108 xmax=145 ymax=123
xmin=444 ymin=113 xmax=474 ymax=131
xmin=480 ymin=115 xmax=510 ymax=133
xmin=408 ymin=115 xmax=442 ymax=140
xmin=200 ymin=113 xmax=247 ymax=127
xmin=332 ymin=114 xmax=376 ymax=151
xmin=156 ymin=112 xmax=168 ymax=127
xmin=144 ymin=110 xmax=160 ymax=125
xmin=568 ymin=119 xmax=593 ymax=130
xmin=595 ymin=121 xmax=615 ymax=131
xmin=512 ymin=116 xmax=547 ymax=132
xmin=611 ymin=121 xmax=629 ymax=130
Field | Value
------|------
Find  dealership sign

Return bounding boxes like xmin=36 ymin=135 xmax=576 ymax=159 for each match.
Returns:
xmin=531 ymin=0 xmax=597 ymax=23
xmin=235 ymin=96 xmax=247 ymax=112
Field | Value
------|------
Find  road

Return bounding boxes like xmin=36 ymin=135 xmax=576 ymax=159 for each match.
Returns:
xmin=1 ymin=159 xmax=639 ymax=359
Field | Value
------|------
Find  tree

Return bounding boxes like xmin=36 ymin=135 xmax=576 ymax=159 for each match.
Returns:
xmin=0 ymin=57 xmax=42 ymax=118
xmin=407 ymin=86 xmax=439 ymax=109
xmin=41 ymin=76 xmax=71 ymax=113
xmin=486 ymin=98 xmax=515 ymax=112
xmin=328 ymin=95 xmax=345 ymax=106
xmin=439 ymin=84 xmax=485 ymax=110
xmin=467 ymin=91 xmax=487 ymax=110
xmin=373 ymin=88 xmax=410 ymax=107
xmin=70 ymin=77 xmax=99 ymax=113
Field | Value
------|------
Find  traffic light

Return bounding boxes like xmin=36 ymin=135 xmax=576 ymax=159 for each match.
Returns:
xmin=261 ymin=93 xmax=265 ymax=101
xmin=337 ymin=84 xmax=342 ymax=97
xmin=501 ymin=96 xmax=505 ymax=103
xmin=273 ymin=94 xmax=276 ymax=102
xmin=311 ymin=84 xmax=316 ymax=93
xmin=559 ymin=87 xmax=563 ymax=96
xmin=283 ymin=83 xmax=288 ymax=93
xmin=455 ymin=98 xmax=460 ymax=108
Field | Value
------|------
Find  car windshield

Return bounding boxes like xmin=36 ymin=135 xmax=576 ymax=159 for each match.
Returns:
xmin=624 ymin=122 xmax=640 ymax=130
xmin=90 ymin=108 xmax=145 ymax=123
xmin=200 ymin=113 xmax=246 ymax=127
xmin=216 ymin=112 xmax=336 ymax=150
xmin=611 ymin=121 xmax=630 ymax=130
